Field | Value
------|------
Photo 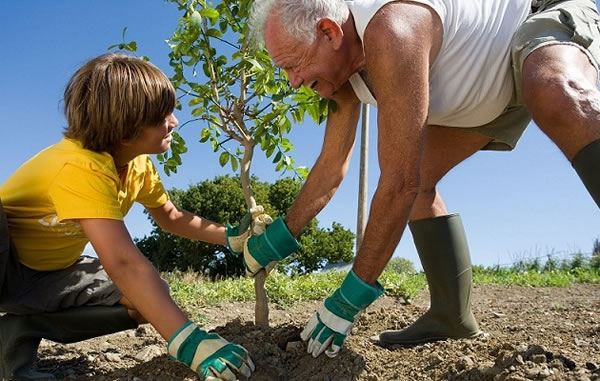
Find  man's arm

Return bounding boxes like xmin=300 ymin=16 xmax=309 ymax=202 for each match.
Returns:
xmin=80 ymin=218 xmax=188 ymax=340
xmin=285 ymin=81 xmax=362 ymax=236
xmin=352 ymin=2 xmax=443 ymax=284
xmin=146 ymin=200 xmax=226 ymax=246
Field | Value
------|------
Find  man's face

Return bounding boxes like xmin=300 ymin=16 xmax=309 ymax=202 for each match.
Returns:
xmin=264 ymin=15 xmax=343 ymax=99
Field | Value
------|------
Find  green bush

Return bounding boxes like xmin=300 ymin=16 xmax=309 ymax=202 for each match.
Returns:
xmin=137 ymin=175 xmax=354 ymax=276
xmin=384 ymin=257 xmax=416 ymax=275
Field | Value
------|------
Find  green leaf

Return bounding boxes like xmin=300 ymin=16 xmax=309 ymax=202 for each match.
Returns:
xmin=219 ymin=151 xmax=229 ymax=167
xmin=191 ymin=107 xmax=204 ymax=117
xmin=265 ymin=144 xmax=275 ymax=158
xmin=200 ymin=127 xmax=211 ymax=142
xmin=296 ymin=166 xmax=309 ymax=179
xmin=280 ymin=138 xmax=293 ymax=151
xmin=189 ymin=97 xmax=203 ymax=106
xmin=200 ymin=8 xmax=219 ymax=19
xmin=230 ymin=156 xmax=239 ymax=172
xmin=244 ymin=57 xmax=263 ymax=71
xmin=219 ymin=19 xmax=229 ymax=33
xmin=206 ymin=28 xmax=223 ymax=38
xmin=173 ymin=152 xmax=183 ymax=165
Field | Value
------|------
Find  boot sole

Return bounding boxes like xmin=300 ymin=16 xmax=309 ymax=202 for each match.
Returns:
xmin=372 ymin=329 xmax=485 ymax=347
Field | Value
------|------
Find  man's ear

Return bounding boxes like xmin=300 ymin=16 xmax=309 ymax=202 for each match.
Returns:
xmin=316 ymin=18 xmax=344 ymax=49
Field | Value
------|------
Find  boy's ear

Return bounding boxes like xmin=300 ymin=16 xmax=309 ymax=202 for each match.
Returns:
xmin=316 ymin=18 xmax=344 ymax=49
xmin=120 ymin=138 xmax=135 ymax=147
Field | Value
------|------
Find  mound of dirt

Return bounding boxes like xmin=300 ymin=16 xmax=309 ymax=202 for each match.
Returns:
xmin=34 ymin=284 xmax=600 ymax=380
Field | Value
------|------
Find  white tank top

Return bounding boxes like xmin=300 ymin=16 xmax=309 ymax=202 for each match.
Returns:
xmin=346 ymin=0 xmax=531 ymax=127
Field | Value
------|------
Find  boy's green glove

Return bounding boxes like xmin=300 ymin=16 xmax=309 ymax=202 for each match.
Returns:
xmin=168 ymin=321 xmax=255 ymax=380
xmin=242 ymin=217 xmax=300 ymax=276
xmin=225 ymin=205 xmax=272 ymax=255
xmin=300 ymin=270 xmax=384 ymax=358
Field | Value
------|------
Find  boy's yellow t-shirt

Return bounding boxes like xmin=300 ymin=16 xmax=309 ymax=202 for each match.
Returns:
xmin=0 ymin=138 xmax=169 ymax=271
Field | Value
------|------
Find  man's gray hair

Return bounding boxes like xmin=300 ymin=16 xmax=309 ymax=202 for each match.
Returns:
xmin=249 ymin=0 xmax=350 ymax=46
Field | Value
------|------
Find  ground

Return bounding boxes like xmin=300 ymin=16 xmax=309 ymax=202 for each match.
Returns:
xmin=34 ymin=283 xmax=600 ymax=381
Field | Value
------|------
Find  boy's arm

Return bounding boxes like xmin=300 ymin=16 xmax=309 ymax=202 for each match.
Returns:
xmin=80 ymin=218 xmax=188 ymax=340
xmin=146 ymin=200 xmax=226 ymax=246
xmin=81 ymin=217 xmax=255 ymax=378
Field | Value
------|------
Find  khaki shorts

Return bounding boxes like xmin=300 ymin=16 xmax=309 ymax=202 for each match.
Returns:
xmin=467 ymin=0 xmax=600 ymax=151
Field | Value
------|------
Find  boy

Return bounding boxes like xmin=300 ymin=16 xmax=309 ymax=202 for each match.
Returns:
xmin=0 ymin=53 xmax=255 ymax=381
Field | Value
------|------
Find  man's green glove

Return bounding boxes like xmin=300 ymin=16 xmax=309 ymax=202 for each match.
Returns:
xmin=168 ymin=321 xmax=255 ymax=380
xmin=242 ymin=217 xmax=300 ymax=276
xmin=300 ymin=270 xmax=384 ymax=358
xmin=225 ymin=205 xmax=272 ymax=255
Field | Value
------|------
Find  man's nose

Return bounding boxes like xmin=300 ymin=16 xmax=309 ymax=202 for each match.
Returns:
xmin=287 ymin=70 xmax=303 ymax=89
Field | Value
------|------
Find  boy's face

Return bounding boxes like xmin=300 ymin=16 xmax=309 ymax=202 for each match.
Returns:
xmin=132 ymin=113 xmax=178 ymax=154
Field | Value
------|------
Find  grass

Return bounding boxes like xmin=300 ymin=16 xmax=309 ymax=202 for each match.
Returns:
xmin=164 ymin=254 xmax=600 ymax=319
xmin=473 ymin=253 xmax=600 ymax=287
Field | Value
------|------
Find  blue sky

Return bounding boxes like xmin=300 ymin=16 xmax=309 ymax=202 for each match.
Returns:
xmin=1 ymin=1 xmax=598 ymax=269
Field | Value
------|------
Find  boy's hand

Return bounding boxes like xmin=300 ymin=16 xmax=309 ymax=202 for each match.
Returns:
xmin=242 ymin=217 xmax=300 ymax=276
xmin=168 ymin=321 xmax=255 ymax=380
xmin=300 ymin=270 xmax=384 ymax=358
xmin=225 ymin=205 xmax=272 ymax=255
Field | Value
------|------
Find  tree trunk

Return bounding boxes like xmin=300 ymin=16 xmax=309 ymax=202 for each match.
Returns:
xmin=240 ymin=142 xmax=269 ymax=327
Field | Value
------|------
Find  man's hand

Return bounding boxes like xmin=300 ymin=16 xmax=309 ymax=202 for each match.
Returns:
xmin=168 ymin=321 xmax=255 ymax=380
xmin=300 ymin=270 xmax=384 ymax=358
xmin=225 ymin=205 xmax=272 ymax=255
xmin=242 ymin=217 xmax=300 ymax=276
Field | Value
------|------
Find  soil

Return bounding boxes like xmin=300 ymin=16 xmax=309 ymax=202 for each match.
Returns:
xmin=34 ymin=283 xmax=600 ymax=381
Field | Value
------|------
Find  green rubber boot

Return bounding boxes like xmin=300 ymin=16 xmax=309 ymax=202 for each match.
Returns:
xmin=377 ymin=214 xmax=482 ymax=346
xmin=0 ymin=305 xmax=138 ymax=380
xmin=572 ymin=138 xmax=600 ymax=208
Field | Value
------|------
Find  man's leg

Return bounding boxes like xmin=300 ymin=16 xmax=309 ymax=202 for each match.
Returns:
xmin=521 ymin=43 xmax=600 ymax=207
xmin=377 ymin=126 xmax=491 ymax=345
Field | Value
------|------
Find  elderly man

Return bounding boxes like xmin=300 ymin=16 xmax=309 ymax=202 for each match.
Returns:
xmin=241 ymin=0 xmax=600 ymax=358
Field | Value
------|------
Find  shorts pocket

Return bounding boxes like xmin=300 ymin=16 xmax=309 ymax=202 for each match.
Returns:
xmin=559 ymin=6 xmax=600 ymax=48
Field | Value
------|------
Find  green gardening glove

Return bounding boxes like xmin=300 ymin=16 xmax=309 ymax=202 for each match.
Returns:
xmin=168 ymin=321 xmax=255 ymax=380
xmin=225 ymin=211 xmax=252 ymax=256
xmin=300 ymin=270 xmax=384 ymax=358
xmin=225 ymin=205 xmax=272 ymax=255
xmin=242 ymin=217 xmax=300 ymax=276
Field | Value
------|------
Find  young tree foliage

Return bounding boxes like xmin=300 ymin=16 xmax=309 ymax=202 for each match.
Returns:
xmin=111 ymin=0 xmax=334 ymax=325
